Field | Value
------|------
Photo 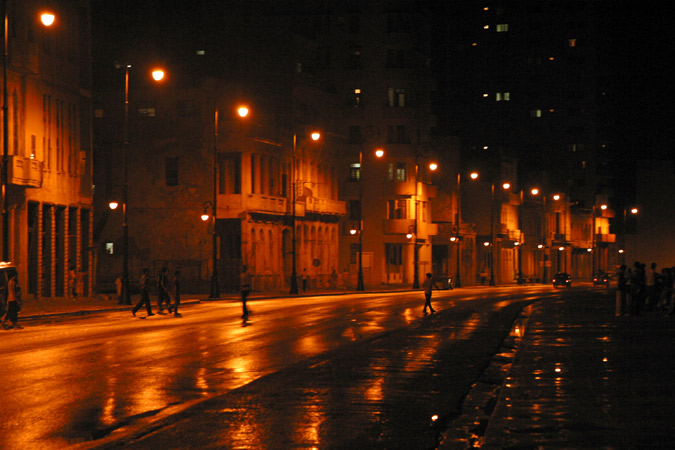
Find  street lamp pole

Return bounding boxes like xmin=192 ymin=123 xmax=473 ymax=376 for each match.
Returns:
xmin=357 ymin=148 xmax=365 ymax=291
xmin=290 ymin=133 xmax=299 ymax=294
xmin=489 ymin=182 xmax=496 ymax=286
xmin=454 ymin=173 xmax=462 ymax=287
xmin=120 ymin=64 xmax=131 ymax=304
xmin=209 ymin=102 xmax=220 ymax=298
xmin=2 ymin=0 xmax=9 ymax=262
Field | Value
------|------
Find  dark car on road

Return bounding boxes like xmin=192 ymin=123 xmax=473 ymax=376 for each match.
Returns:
xmin=552 ymin=272 xmax=571 ymax=288
xmin=593 ymin=271 xmax=610 ymax=288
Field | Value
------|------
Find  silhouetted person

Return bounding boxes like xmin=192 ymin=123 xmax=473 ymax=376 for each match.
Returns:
xmin=132 ymin=269 xmax=154 ymax=317
xmin=172 ymin=270 xmax=181 ymax=317
xmin=2 ymin=272 xmax=22 ymax=330
xmin=616 ymin=264 xmax=628 ymax=316
xmin=422 ymin=272 xmax=439 ymax=314
xmin=240 ymin=265 xmax=251 ymax=319
xmin=157 ymin=266 xmax=171 ymax=313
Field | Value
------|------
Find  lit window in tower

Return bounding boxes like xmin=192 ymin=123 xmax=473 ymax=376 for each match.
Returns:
xmin=497 ymin=24 xmax=509 ymax=32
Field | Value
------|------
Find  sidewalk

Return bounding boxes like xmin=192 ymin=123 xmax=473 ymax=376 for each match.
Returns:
xmin=480 ymin=295 xmax=675 ymax=449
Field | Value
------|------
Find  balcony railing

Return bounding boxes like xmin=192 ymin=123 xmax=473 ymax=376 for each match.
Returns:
xmin=9 ymin=156 xmax=42 ymax=187
xmin=304 ymin=197 xmax=346 ymax=215
xmin=218 ymin=193 xmax=287 ymax=218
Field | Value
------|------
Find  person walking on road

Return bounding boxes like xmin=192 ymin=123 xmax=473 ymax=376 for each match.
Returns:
xmin=157 ymin=267 xmax=172 ymax=314
xmin=240 ymin=265 xmax=251 ymax=319
xmin=422 ymin=272 xmax=439 ymax=314
xmin=172 ymin=270 xmax=182 ymax=316
xmin=132 ymin=268 xmax=154 ymax=317
xmin=2 ymin=272 xmax=22 ymax=330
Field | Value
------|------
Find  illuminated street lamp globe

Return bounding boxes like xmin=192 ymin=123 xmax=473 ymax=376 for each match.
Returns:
xmin=41 ymin=12 xmax=56 ymax=26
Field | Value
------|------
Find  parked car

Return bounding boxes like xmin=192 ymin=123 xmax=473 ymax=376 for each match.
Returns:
xmin=552 ymin=272 xmax=571 ymax=288
xmin=593 ymin=271 xmax=610 ymax=288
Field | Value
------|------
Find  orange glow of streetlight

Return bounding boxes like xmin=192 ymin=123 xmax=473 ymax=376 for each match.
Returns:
xmin=151 ymin=68 xmax=165 ymax=81
xmin=40 ymin=12 xmax=56 ymax=26
xmin=311 ymin=131 xmax=321 ymax=141
xmin=201 ymin=213 xmax=210 ymax=222
xmin=375 ymin=148 xmax=384 ymax=158
xmin=429 ymin=162 xmax=438 ymax=171
xmin=553 ymin=194 xmax=561 ymax=201
xmin=108 ymin=201 xmax=119 ymax=210
xmin=237 ymin=106 xmax=250 ymax=118
xmin=630 ymin=207 xmax=638 ymax=214
xmin=530 ymin=188 xmax=540 ymax=195
xmin=600 ymin=204 xmax=608 ymax=210
xmin=470 ymin=172 xmax=479 ymax=180
xmin=502 ymin=182 xmax=511 ymax=190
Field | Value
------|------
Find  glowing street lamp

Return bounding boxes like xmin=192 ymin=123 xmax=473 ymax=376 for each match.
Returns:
xmin=354 ymin=147 xmax=385 ymax=291
xmin=208 ymin=102 xmax=250 ymax=299
xmin=112 ymin=64 xmax=166 ymax=304
xmin=290 ymin=130 xmax=322 ymax=294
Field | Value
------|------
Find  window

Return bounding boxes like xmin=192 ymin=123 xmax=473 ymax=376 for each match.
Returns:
xmin=387 ymin=125 xmax=409 ymax=144
xmin=496 ymin=92 xmax=511 ymax=101
xmin=349 ymin=163 xmax=361 ymax=181
xmin=496 ymin=24 xmax=509 ymax=32
xmin=105 ymin=242 xmax=114 ymax=255
xmin=387 ymin=199 xmax=407 ymax=219
xmin=165 ymin=157 xmax=178 ymax=186
xmin=530 ymin=109 xmax=542 ymax=118
xmin=386 ymin=243 xmax=403 ymax=265
xmin=137 ymin=107 xmax=155 ymax=117
xmin=387 ymin=162 xmax=407 ymax=182
xmin=387 ymin=88 xmax=406 ymax=107
xmin=568 ymin=38 xmax=577 ymax=47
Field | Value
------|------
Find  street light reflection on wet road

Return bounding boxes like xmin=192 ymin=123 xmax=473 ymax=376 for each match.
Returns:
xmin=0 ymin=287 xmax=560 ymax=449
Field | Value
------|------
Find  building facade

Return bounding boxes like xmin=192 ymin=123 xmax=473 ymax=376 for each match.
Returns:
xmin=2 ymin=0 xmax=93 ymax=299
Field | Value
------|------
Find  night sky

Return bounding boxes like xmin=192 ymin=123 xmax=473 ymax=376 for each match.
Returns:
xmin=90 ymin=1 xmax=674 ymax=162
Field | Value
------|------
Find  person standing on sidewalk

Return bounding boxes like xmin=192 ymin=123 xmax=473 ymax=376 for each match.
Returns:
xmin=1 ymin=272 xmax=22 ymax=330
xmin=422 ymin=272 xmax=439 ymax=314
xmin=172 ymin=270 xmax=181 ymax=317
xmin=616 ymin=264 xmax=628 ymax=316
xmin=240 ymin=265 xmax=251 ymax=319
xmin=157 ymin=267 xmax=172 ymax=314
xmin=132 ymin=269 xmax=154 ymax=317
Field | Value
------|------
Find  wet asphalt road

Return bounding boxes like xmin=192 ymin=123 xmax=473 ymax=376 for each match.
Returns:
xmin=0 ymin=286 xmax=571 ymax=449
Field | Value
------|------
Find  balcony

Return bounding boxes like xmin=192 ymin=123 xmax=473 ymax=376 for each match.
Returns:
xmin=218 ymin=193 xmax=287 ymax=219
xmin=595 ymin=233 xmax=616 ymax=243
xmin=382 ymin=218 xmax=437 ymax=239
xmin=381 ymin=181 xmax=437 ymax=199
xmin=304 ymin=197 xmax=346 ymax=216
xmin=383 ymin=218 xmax=414 ymax=235
xmin=9 ymin=156 xmax=42 ymax=188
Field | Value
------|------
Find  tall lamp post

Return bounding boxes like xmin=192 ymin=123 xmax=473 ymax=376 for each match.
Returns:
xmin=351 ymin=147 xmax=384 ymax=292
xmin=290 ymin=130 xmax=321 ymax=294
xmin=206 ymin=103 xmax=249 ymax=298
xmin=112 ymin=65 xmax=164 ymax=305
xmin=620 ymin=207 xmax=638 ymax=263
xmin=411 ymin=159 xmax=438 ymax=289
xmin=2 ymin=6 xmax=54 ymax=261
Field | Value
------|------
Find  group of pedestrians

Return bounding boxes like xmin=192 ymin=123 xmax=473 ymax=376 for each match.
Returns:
xmin=131 ymin=267 xmax=182 ymax=318
xmin=616 ymin=261 xmax=675 ymax=316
